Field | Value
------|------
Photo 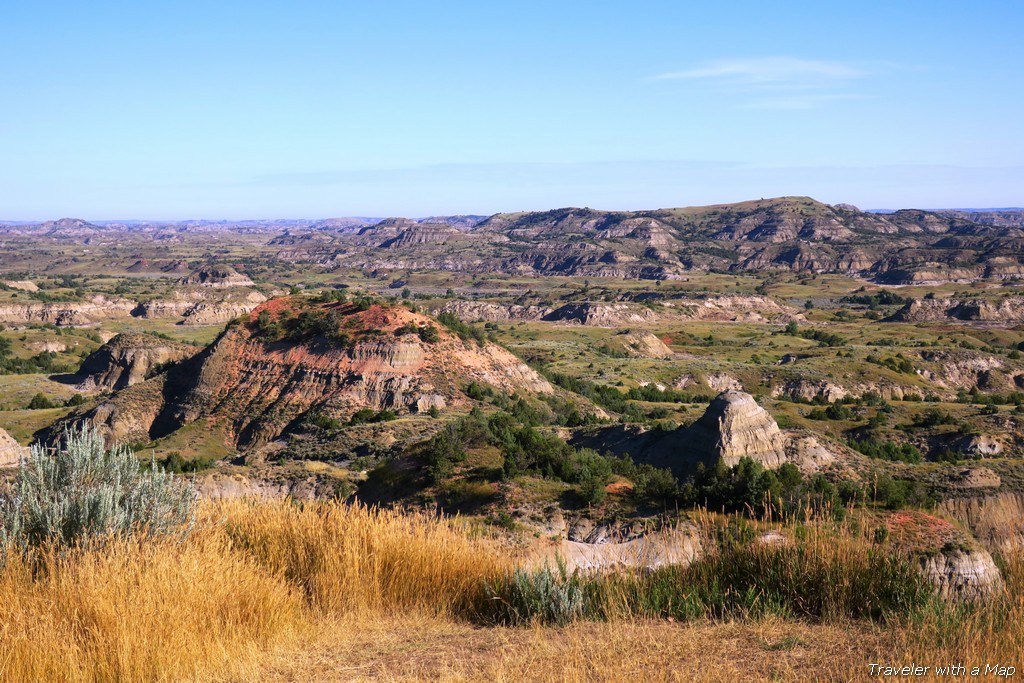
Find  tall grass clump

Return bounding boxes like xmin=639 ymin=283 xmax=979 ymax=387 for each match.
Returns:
xmin=0 ymin=529 xmax=302 ymax=682
xmin=893 ymin=548 xmax=1024 ymax=663
xmin=481 ymin=516 xmax=937 ymax=626
xmin=0 ymin=426 xmax=196 ymax=554
xmin=220 ymin=499 xmax=509 ymax=617
xmin=614 ymin=535 xmax=936 ymax=622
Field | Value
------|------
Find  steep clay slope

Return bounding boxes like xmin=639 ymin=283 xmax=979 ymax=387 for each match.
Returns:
xmin=70 ymin=333 xmax=199 ymax=391
xmin=41 ymin=296 xmax=552 ymax=451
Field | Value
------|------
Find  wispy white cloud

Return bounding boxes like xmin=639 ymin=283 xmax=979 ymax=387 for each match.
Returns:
xmin=651 ymin=57 xmax=868 ymax=109
xmin=653 ymin=57 xmax=865 ymax=85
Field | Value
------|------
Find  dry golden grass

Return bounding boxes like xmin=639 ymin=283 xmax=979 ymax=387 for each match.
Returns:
xmin=247 ymin=614 xmax=893 ymax=682
xmin=888 ymin=551 xmax=1024 ymax=674
xmin=0 ymin=529 xmax=301 ymax=682
xmin=218 ymin=499 xmax=509 ymax=617
xmin=0 ymin=499 xmax=1022 ymax=682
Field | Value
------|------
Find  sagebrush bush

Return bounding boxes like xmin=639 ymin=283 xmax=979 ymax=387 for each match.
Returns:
xmin=0 ymin=426 xmax=196 ymax=553
xmin=483 ymin=557 xmax=586 ymax=626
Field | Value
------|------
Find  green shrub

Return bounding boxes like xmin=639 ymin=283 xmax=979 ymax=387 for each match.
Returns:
xmin=847 ymin=437 xmax=922 ymax=464
xmin=0 ymin=427 xmax=196 ymax=553
xmin=159 ymin=451 xmax=216 ymax=474
xmin=26 ymin=392 xmax=57 ymax=410
xmin=483 ymin=559 xmax=586 ymax=626
xmin=65 ymin=393 xmax=87 ymax=407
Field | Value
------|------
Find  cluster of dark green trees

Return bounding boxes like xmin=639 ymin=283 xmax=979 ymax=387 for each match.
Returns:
xmin=420 ymin=408 xmax=675 ymax=506
xmin=0 ymin=338 xmax=74 ymax=375
xmin=251 ymin=292 xmax=380 ymax=345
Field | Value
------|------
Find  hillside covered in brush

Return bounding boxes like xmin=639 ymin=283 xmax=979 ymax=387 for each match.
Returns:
xmin=39 ymin=294 xmax=552 ymax=452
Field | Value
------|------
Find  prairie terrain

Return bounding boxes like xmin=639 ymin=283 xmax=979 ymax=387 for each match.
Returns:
xmin=2 ymin=198 xmax=1024 ymax=680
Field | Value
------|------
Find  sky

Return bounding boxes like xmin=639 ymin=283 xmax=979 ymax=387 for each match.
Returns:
xmin=2 ymin=0 xmax=1023 ymax=219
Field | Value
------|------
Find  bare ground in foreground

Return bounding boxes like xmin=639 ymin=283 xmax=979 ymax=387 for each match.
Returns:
xmin=244 ymin=616 xmax=891 ymax=683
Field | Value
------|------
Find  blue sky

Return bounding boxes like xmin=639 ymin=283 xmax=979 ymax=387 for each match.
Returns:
xmin=2 ymin=0 xmax=1022 ymax=219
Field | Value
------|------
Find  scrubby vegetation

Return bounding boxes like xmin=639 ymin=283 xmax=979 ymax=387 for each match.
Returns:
xmin=420 ymin=409 xmax=631 ymax=505
xmin=0 ymin=337 xmax=73 ymax=375
xmin=847 ymin=437 xmax=923 ymax=464
xmin=1 ymin=496 xmax=1023 ymax=681
xmin=0 ymin=427 xmax=196 ymax=553
xmin=484 ymin=521 xmax=936 ymax=626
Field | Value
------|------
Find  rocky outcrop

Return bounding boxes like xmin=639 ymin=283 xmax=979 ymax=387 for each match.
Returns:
xmin=437 ymin=300 xmax=550 ymax=322
xmin=947 ymin=467 xmax=1001 ymax=490
xmin=381 ymin=224 xmax=460 ymax=249
xmin=892 ymin=297 xmax=1024 ymax=324
xmin=132 ymin=290 xmax=267 ymax=326
xmin=71 ymin=333 xmax=199 ymax=391
xmin=0 ymin=295 xmax=135 ymax=327
xmin=177 ymin=267 xmax=254 ymax=288
xmin=705 ymin=373 xmax=742 ymax=393
xmin=784 ymin=433 xmax=838 ymax=472
xmin=772 ymin=379 xmax=848 ymax=403
xmin=196 ymin=473 xmax=347 ymax=500
xmin=918 ymin=548 xmax=1004 ymax=601
xmin=953 ymin=434 xmax=1004 ymax=457
xmin=916 ymin=350 xmax=1007 ymax=392
xmin=43 ymin=297 xmax=553 ymax=451
xmin=180 ymin=291 xmax=268 ymax=325
xmin=678 ymin=295 xmax=802 ymax=323
xmin=3 ymin=280 xmax=38 ymax=292
xmin=543 ymin=303 xmax=657 ymax=327
xmin=606 ymin=331 xmax=673 ymax=359
xmin=0 ymin=428 xmax=28 ymax=467
xmin=28 ymin=340 xmax=67 ymax=353
xmin=885 ymin=510 xmax=1004 ymax=600
xmin=684 ymin=391 xmax=787 ymax=469
xmin=543 ymin=524 xmax=703 ymax=573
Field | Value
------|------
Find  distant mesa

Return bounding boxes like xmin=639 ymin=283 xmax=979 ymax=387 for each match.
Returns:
xmin=416 ymin=215 xmax=488 ymax=228
xmin=308 ymin=217 xmax=376 ymax=232
xmin=41 ymin=217 xmax=103 ymax=233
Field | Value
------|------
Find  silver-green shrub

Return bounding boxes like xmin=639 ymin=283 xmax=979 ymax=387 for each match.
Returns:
xmin=0 ymin=426 xmax=197 ymax=553
xmin=483 ymin=556 xmax=587 ymax=626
